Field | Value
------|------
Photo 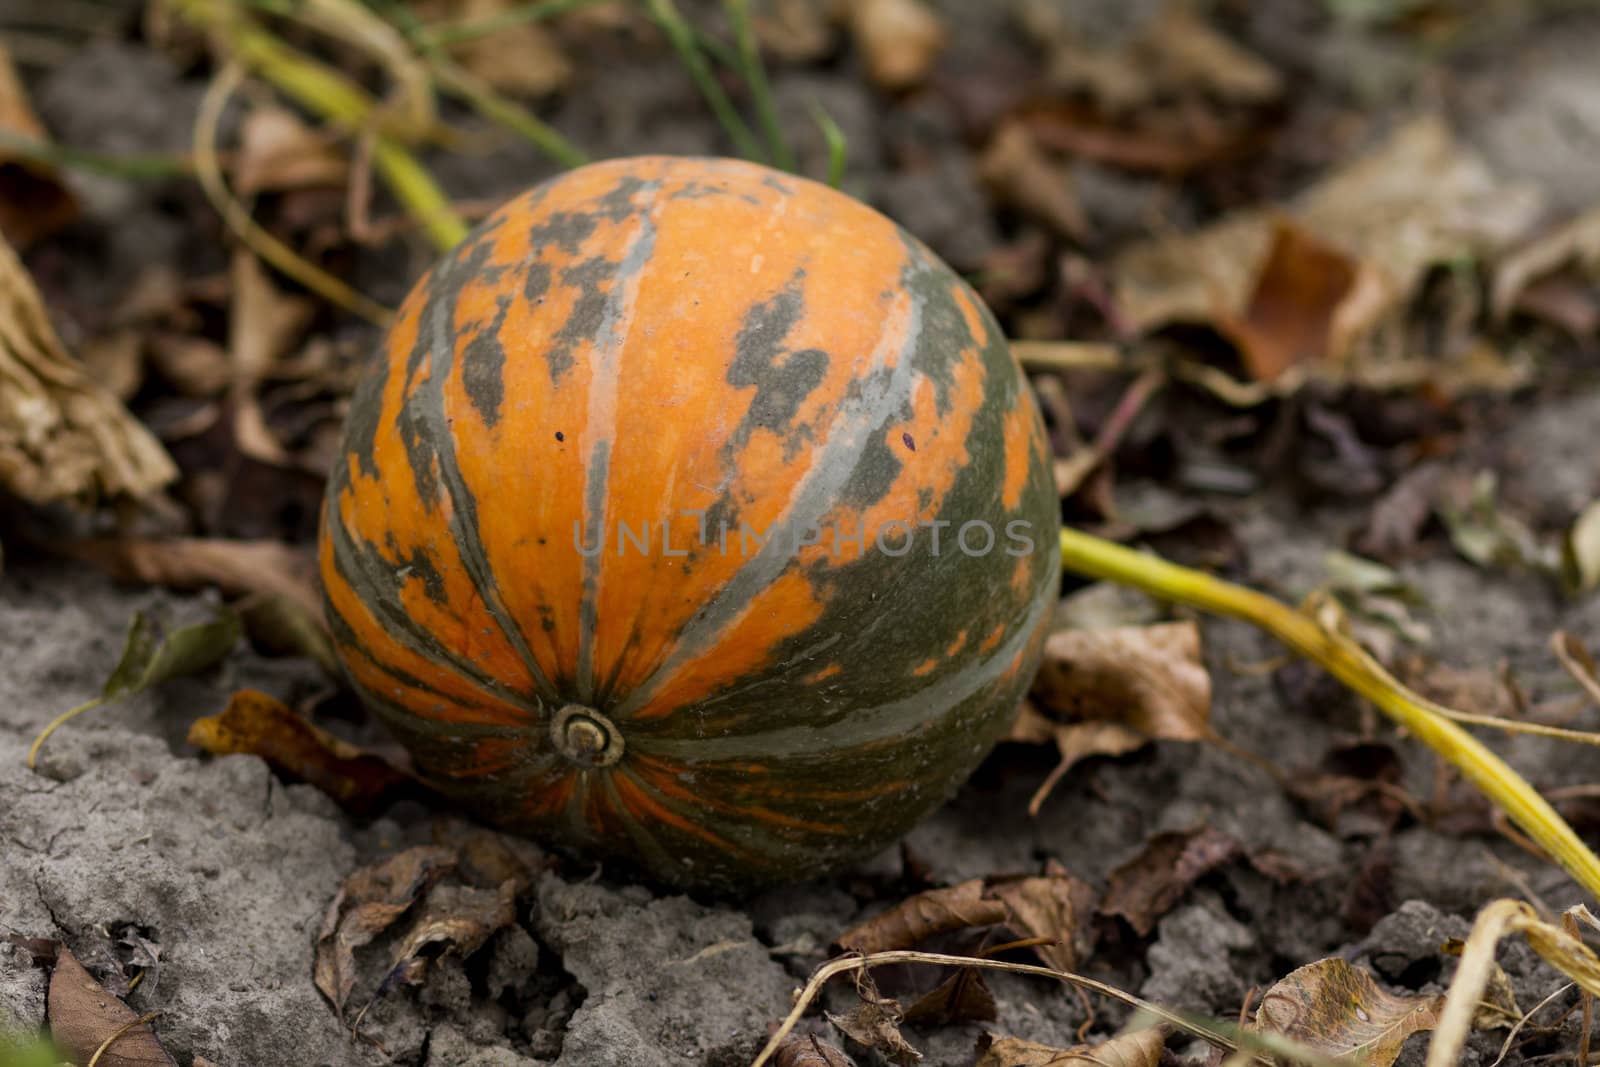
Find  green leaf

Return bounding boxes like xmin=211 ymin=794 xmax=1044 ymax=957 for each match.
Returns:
xmin=104 ymin=610 xmax=242 ymax=700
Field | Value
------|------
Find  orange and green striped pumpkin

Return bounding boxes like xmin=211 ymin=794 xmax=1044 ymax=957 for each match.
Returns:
xmin=319 ymin=156 xmax=1060 ymax=890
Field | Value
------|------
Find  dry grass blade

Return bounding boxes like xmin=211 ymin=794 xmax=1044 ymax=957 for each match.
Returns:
xmin=747 ymin=950 xmax=1240 ymax=1067
xmin=0 ymin=230 xmax=177 ymax=504
xmin=1427 ymin=899 xmax=1600 ymax=1067
xmin=193 ymin=64 xmax=393 ymax=326
xmin=1552 ymin=630 xmax=1600 ymax=708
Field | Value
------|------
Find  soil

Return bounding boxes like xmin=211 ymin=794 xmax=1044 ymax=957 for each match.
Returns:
xmin=3 ymin=1 xmax=1600 ymax=1066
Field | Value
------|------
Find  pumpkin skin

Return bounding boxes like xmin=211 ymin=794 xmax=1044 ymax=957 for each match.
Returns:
xmin=319 ymin=156 xmax=1060 ymax=891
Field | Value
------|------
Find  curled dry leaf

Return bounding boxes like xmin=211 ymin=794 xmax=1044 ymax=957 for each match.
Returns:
xmin=773 ymin=1032 xmax=856 ymax=1067
xmin=424 ymin=0 xmax=573 ymax=97
xmin=64 ymin=538 xmax=322 ymax=619
xmin=846 ymin=0 xmax=946 ymax=92
xmin=756 ymin=0 xmax=835 ymax=62
xmin=1112 ymin=117 xmax=1543 ymax=379
xmin=0 ymin=230 xmax=177 ymax=504
xmin=975 ymin=1025 xmax=1166 ymax=1067
xmin=1032 ymin=621 xmax=1212 ymax=737
xmin=0 ymin=42 xmax=78 ymax=247
xmin=978 ymin=122 xmax=1088 ymax=241
xmin=47 ymin=947 xmax=176 ymax=1067
xmin=233 ymin=106 xmax=348 ymax=197
xmin=1252 ymin=958 xmax=1442 ymax=1067
xmin=188 ymin=689 xmax=422 ymax=816
xmin=1221 ymin=219 xmax=1363 ymax=382
xmin=229 ymin=250 xmax=317 ymax=466
xmin=902 ymin=963 xmax=997 ymax=1026
xmin=837 ymin=872 xmax=1097 ymax=972
xmin=1564 ymin=499 xmax=1600 ymax=596
xmin=1490 ymin=205 xmax=1600 ymax=324
xmin=1552 ymin=631 xmax=1600 ymax=709
xmin=1100 ymin=827 xmax=1241 ymax=937
xmin=827 ymin=976 xmax=921 ymax=1066
xmin=383 ymin=879 xmax=518 ymax=991
xmin=314 ymin=845 xmax=458 ymax=1015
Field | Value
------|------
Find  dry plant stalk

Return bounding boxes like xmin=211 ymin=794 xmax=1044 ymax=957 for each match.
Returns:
xmin=0 ymin=231 xmax=177 ymax=504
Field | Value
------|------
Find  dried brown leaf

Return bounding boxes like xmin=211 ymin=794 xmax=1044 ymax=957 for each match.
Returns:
xmin=1141 ymin=5 xmax=1282 ymax=105
xmin=1221 ymin=219 xmax=1361 ymax=381
xmin=314 ymin=845 xmax=457 ymax=1014
xmin=1100 ymin=827 xmax=1241 ymax=936
xmin=1252 ymin=958 xmax=1442 ymax=1067
xmin=0 ymin=230 xmax=177 ymax=504
xmin=1490 ymin=205 xmax=1600 ymax=323
xmin=233 ymin=106 xmax=348 ymax=196
xmin=229 ymin=251 xmax=316 ymax=465
xmin=1565 ymin=500 xmax=1600 ymax=596
xmin=188 ymin=689 xmax=421 ymax=816
xmin=828 ymin=995 xmax=921 ymax=1065
xmin=901 ymin=964 xmax=997 ymax=1026
xmin=147 ymin=334 xmax=231 ymax=397
xmin=1553 ymin=631 xmax=1600 ymax=709
xmin=756 ymin=0 xmax=835 ymax=62
xmin=774 ymin=1032 xmax=857 ymax=1067
xmin=0 ymin=42 xmax=78 ymax=247
xmin=847 ymin=0 xmax=945 ymax=92
xmin=837 ymin=880 xmax=1008 ymax=954
xmin=1112 ymin=117 xmax=1543 ymax=376
xmin=987 ymin=873 xmax=1099 ymax=972
xmin=47 ymin=947 xmax=175 ymax=1067
xmin=387 ymin=879 xmax=517 ymax=984
xmin=65 ymin=538 xmax=321 ymax=619
xmin=975 ymin=1025 xmax=1167 ymax=1067
xmin=425 ymin=0 xmax=573 ymax=96
xmin=979 ymin=122 xmax=1088 ymax=241
xmin=1032 ymin=622 xmax=1213 ymax=741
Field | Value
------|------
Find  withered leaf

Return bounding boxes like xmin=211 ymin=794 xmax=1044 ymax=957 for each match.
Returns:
xmin=47 ymin=947 xmax=175 ymax=1067
xmin=986 ymin=873 xmax=1098 ymax=972
xmin=1490 ymin=205 xmax=1600 ymax=323
xmin=1222 ymin=219 xmax=1360 ymax=382
xmin=1252 ymin=958 xmax=1443 ymax=1067
xmin=0 ymin=43 xmax=78 ymax=247
xmin=1032 ymin=622 xmax=1213 ymax=741
xmin=1552 ymin=630 xmax=1600 ymax=709
xmin=847 ymin=0 xmax=945 ymax=92
xmin=426 ymin=0 xmax=573 ymax=97
xmin=837 ymin=880 xmax=1008 ymax=954
xmin=773 ymin=1032 xmax=856 ymax=1067
xmin=1100 ymin=827 xmax=1241 ymax=937
xmin=233 ymin=106 xmax=348 ymax=196
xmin=978 ymin=122 xmax=1087 ymax=241
xmin=0 ymin=230 xmax=177 ymax=504
xmin=314 ymin=845 xmax=457 ymax=1015
xmin=1564 ymin=500 xmax=1600 ymax=596
xmin=828 ymin=996 xmax=921 ymax=1065
xmin=383 ymin=879 xmax=517 ymax=989
xmin=901 ymin=963 xmax=997 ymax=1026
xmin=975 ymin=1026 xmax=1166 ymax=1067
xmin=188 ymin=689 xmax=422 ymax=816
xmin=65 ymin=538 xmax=322 ymax=619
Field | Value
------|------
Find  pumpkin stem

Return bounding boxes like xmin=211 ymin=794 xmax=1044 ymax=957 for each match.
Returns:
xmin=1058 ymin=527 xmax=1600 ymax=902
xmin=551 ymin=704 xmax=625 ymax=768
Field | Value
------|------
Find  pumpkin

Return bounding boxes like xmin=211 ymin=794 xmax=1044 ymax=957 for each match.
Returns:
xmin=318 ymin=156 xmax=1060 ymax=890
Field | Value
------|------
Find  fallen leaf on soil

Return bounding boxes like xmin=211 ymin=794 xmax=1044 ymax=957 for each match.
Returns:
xmin=1252 ymin=957 xmax=1443 ymax=1067
xmin=837 ymin=880 xmax=1008 ymax=955
xmin=978 ymin=122 xmax=1087 ymax=241
xmin=845 ymin=0 xmax=945 ymax=91
xmin=1111 ymin=117 xmax=1543 ymax=376
xmin=0 ymin=229 xmax=177 ymax=504
xmin=1490 ymin=205 xmax=1600 ymax=324
xmin=986 ymin=872 xmax=1098 ymax=971
xmin=1564 ymin=499 xmax=1600 ymax=596
xmin=773 ymin=1032 xmax=856 ymax=1067
xmin=314 ymin=845 xmax=458 ymax=1015
xmin=756 ymin=0 xmax=835 ymax=62
xmin=47 ymin=947 xmax=176 ymax=1067
xmin=229 ymin=250 xmax=317 ymax=465
xmin=1552 ymin=631 xmax=1600 ymax=709
xmin=427 ymin=0 xmax=573 ymax=97
xmin=64 ymin=538 xmax=322 ymax=619
xmin=233 ymin=106 xmax=348 ymax=196
xmin=1435 ymin=470 xmax=1561 ymax=579
xmin=1100 ymin=827 xmax=1241 ymax=937
xmin=1222 ymin=219 xmax=1362 ymax=381
xmin=838 ymin=872 xmax=1097 ymax=972
xmin=236 ymin=592 xmax=340 ymax=677
xmin=106 ymin=609 xmax=241 ymax=702
xmin=1032 ymin=622 xmax=1213 ymax=739
xmin=1356 ymin=462 xmax=1444 ymax=562
xmin=0 ymin=42 xmax=78 ymax=247
xmin=1287 ymin=740 xmax=1414 ymax=835
xmin=383 ymin=879 xmax=518 ymax=990
xmin=902 ymin=962 xmax=997 ymax=1026
xmin=828 ymin=974 xmax=921 ymax=1065
xmin=975 ymin=1025 xmax=1166 ymax=1067
xmin=188 ymin=689 xmax=421 ymax=816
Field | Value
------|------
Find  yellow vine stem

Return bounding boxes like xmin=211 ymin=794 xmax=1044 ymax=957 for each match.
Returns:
xmin=1058 ymin=528 xmax=1600 ymax=901
xmin=174 ymin=0 xmax=469 ymax=253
